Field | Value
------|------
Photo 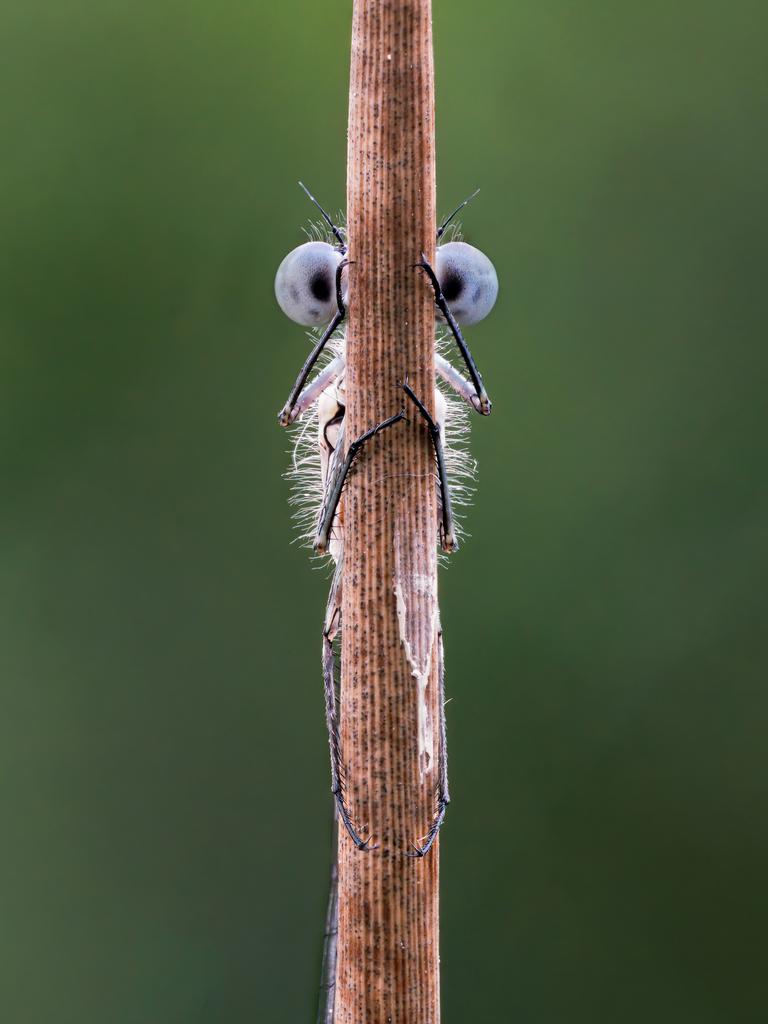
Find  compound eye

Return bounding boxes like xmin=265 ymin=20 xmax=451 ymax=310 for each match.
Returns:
xmin=275 ymin=241 xmax=344 ymax=326
xmin=435 ymin=241 xmax=498 ymax=325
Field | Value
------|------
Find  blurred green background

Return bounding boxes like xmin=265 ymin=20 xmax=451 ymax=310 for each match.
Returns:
xmin=1 ymin=1 xmax=766 ymax=1021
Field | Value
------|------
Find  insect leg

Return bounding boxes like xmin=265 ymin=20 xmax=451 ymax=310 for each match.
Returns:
xmin=416 ymin=254 xmax=492 ymax=415
xmin=278 ymin=260 xmax=348 ymax=426
xmin=284 ymin=355 xmax=346 ymax=426
xmin=323 ymin=559 xmax=376 ymax=850
xmin=315 ymin=409 xmax=406 ymax=554
xmin=435 ymin=353 xmax=488 ymax=415
xmin=401 ymin=380 xmax=458 ymax=553
xmin=408 ymin=623 xmax=450 ymax=858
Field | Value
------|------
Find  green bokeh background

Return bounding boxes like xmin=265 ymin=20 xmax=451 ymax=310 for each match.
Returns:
xmin=1 ymin=2 xmax=766 ymax=1021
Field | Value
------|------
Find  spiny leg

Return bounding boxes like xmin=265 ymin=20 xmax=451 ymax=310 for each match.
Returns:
xmin=402 ymin=380 xmax=457 ymax=553
xmin=315 ymin=409 xmax=406 ymax=555
xmin=408 ymin=624 xmax=450 ymax=858
xmin=278 ymin=259 xmax=348 ymax=426
xmin=323 ymin=560 xmax=375 ymax=850
xmin=416 ymin=254 xmax=492 ymax=416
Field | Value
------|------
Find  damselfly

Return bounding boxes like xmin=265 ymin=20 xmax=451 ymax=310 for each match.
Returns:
xmin=275 ymin=183 xmax=497 ymax=1021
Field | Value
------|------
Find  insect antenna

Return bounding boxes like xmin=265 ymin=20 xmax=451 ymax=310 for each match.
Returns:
xmin=298 ymin=181 xmax=347 ymax=250
xmin=436 ymin=188 xmax=481 ymax=240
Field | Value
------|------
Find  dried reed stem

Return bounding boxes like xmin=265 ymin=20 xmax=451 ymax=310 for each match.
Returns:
xmin=336 ymin=1 xmax=440 ymax=1020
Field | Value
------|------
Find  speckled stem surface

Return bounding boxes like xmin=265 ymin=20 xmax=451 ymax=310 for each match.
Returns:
xmin=336 ymin=0 xmax=440 ymax=1021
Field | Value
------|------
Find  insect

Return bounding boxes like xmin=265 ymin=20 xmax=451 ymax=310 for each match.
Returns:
xmin=275 ymin=183 xmax=497 ymax=1018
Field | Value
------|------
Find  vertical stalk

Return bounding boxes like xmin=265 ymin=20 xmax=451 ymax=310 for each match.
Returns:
xmin=337 ymin=1 xmax=440 ymax=1021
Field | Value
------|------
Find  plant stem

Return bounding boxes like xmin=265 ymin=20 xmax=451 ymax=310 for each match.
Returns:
xmin=336 ymin=1 xmax=440 ymax=1021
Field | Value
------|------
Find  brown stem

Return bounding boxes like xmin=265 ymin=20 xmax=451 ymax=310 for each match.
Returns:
xmin=335 ymin=1 xmax=441 ymax=1021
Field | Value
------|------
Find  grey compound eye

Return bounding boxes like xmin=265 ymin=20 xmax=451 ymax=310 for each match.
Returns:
xmin=275 ymin=241 xmax=344 ymax=326
xmin=435 ymin=241 xmax=498 ymax=326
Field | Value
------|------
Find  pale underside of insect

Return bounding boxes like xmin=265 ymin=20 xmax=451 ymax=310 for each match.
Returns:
xmin=275 ymin=183 xmax=498 ymax=1023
